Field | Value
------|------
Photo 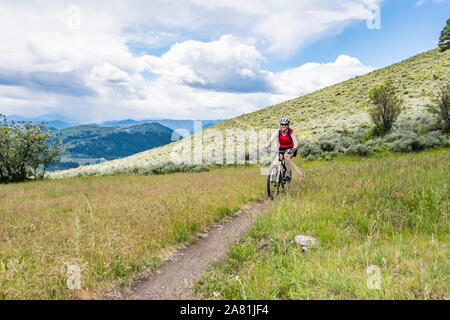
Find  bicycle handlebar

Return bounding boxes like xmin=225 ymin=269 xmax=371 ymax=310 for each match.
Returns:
xmin=265 ymin=148 xmax=295 ymax=155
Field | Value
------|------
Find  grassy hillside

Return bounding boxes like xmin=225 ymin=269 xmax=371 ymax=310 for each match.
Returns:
xmin=217 ymin=48 xmax=449 ymax=136
xmin=48 ymin=48 xmax=449 ymax=178
xmin=196 ymin=149 xmax=449 ymax=299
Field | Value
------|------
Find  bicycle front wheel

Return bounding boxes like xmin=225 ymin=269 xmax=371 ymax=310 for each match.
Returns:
xmin=267 ymin=165 xmax=280 ymax=200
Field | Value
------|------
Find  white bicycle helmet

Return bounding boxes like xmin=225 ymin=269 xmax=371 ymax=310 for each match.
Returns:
xmin=280 ymin=118 xmax=290 ymax=125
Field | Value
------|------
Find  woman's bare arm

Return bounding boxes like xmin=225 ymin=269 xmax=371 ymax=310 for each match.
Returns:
xmin=291 ymin=132 xmax=299 ymax=149
xmin=265 ymin=130 xmax=278 ymax=148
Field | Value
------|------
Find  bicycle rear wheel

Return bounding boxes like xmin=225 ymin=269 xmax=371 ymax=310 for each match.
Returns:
xmin=280 ymin=166 xmax=291 ymax=193
xmin=267 ymin=165 xmax=280 ymax=200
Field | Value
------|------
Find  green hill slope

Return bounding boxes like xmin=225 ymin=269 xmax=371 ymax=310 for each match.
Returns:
xmin=48 ymin=48 xmax=449 ymax=178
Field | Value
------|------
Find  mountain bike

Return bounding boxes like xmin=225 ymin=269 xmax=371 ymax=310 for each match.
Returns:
xmin=266 ymin=149 xmax=292 ymax=200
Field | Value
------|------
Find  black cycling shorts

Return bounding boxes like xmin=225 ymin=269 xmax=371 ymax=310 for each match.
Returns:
xmin=279 ymin=147 xmax=297 ymax=158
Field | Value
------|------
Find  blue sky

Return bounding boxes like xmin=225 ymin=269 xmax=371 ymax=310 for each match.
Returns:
xmin=0 ymin=0 xmax=448 ymax=122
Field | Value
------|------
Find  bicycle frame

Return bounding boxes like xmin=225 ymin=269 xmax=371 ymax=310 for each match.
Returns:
xmin=268 ymin=150 xmax=287 ymax=185
xmin=266 ymin=149 xmax=291 ymax=200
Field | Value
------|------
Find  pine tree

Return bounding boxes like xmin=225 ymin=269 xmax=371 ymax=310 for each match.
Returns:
xmin=438 ymin=19 xmax=450 ymax=52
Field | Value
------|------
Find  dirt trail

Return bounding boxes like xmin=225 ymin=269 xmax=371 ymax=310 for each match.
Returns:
xmin=104 ymin=199 xmax=272 ymax=300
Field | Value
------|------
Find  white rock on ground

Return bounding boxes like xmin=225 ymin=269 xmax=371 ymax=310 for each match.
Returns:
xmin=295 ymin=235 xmax=319 ymax=253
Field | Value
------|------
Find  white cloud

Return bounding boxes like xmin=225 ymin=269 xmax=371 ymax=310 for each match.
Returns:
xmin=86 ymin=62 xmax=146 ymax=99
xmin=273 ymin=55 xmax=374 ymax=96
xmin=140 ymin=35 xmax=373 ymax=97
xmin=0 ymin=0 xmax=379 ymax=122
xmin=124 ymin=45 xmax=372 ymax=121
xmin=187 ymin=0 xmax=383 ymax=54
xmin=139 ymin=35 xmax=273 ymax=93
xmin=416 ymin=0 xmax=447 ymax=5
xmin=251 ymin=1 xmax=380 ymax=54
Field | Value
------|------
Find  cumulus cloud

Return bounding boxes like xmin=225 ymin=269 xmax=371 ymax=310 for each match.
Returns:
xmin=139 ymin=35 xmax=274 ymax=93
xmin=87 ymin=62 xmax=146 ymax=99
xmin=127 ymin=47 xmax=372 ymax=120
xmin=272 ymin=55 xmax=374 ymax=96
xmin=139 ymin=37 xmax=373 ymax=97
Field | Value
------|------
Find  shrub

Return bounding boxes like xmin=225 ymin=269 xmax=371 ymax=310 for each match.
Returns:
xmin=427 ymin=83 xmax=450 ymax=133
xmin=346 ymin=143 xmax=372 ymax=156
xmin=417 ymin=131 xmax=443 ymax=149
xmin=335 ymin=136 xmax=357 ymax=152
xmin=396 ymin=112 xmax=439 ymax=134
xmin=363 ymin=126 xmax=384 ymax=141
xmin=384 ymin=130 xmax=414 ymax=143
xmin=365 ymin=139 xmax=383 ymax=152
xmin=387 ymin=131 xmax=423 ymax=153
xmin=318 ymin=139 xmax=335 ymax=152
xmin=443 ymin=138 xmax=450 ymax=148
xmin=190 ymin=164 xmax=210 ymax=173
xmin=298 ymin=140 xmax=321 ymax=157
xmin=368 ymin=80 xmax=404 ymax=134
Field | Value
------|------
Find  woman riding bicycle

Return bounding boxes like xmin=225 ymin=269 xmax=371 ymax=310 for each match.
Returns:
xmin=264 ymin=118 xmax=298 ymax=181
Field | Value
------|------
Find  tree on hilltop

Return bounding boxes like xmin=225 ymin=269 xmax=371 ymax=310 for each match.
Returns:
xmin=438 ymin=18 xmax=450 ymax=52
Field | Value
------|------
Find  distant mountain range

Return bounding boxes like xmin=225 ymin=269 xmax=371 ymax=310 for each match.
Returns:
xmin=5 ymin=114 xmax=224 ymax=134
xmin=90 ymin=119 xmax=224 ymax=135
xmin=5 ymin=114 xmax=77 ymax=129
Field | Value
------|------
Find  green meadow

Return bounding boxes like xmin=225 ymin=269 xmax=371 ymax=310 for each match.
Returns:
xmin=196 ymin=149 xmax=449 ymax=299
